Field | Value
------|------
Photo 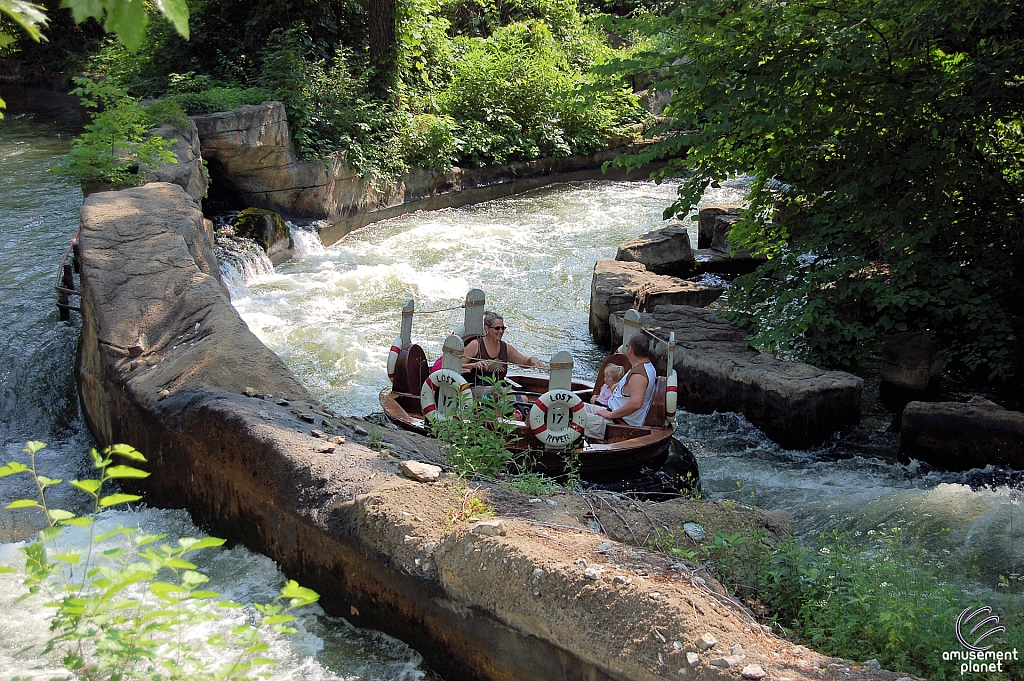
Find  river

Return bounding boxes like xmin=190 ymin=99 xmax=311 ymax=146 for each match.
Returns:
xmin=0 ymin=116 xmax=440 ymax=681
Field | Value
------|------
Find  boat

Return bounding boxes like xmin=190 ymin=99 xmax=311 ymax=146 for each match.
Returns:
xmin=379 ymin=290 xmax=688 ymax=485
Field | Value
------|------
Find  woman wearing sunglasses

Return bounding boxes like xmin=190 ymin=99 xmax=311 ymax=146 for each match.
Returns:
xmin=463 ymin=310 xmax=543 ymax=385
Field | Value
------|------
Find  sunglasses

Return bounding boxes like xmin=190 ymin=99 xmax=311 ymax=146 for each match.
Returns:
xmin=489 ymin=325 xmax=507 ymax=331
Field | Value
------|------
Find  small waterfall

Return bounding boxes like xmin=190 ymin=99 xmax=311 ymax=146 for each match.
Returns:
xmin=215 ymin=233 xmax=275 ymax=299
xmin=289 ymin=222 xmax=327 ymax=257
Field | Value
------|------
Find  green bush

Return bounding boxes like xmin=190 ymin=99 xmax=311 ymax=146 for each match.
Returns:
xmin=52 ymin=77 xmax=177 ymax=187
xmin=439 ymin=21 xmax=643 ymax=166
xmin=608 ymin=0 xmax=1024 ymax=378
xmin=0 ymin=441 xmax=320 ymax=680
xmin=654 ymin=519 xmax=1024 ymax=680
xmin=400 ymin=113 xmax=461 ymax=171
xmin=429 ymin=378 xmax=521 ymax=478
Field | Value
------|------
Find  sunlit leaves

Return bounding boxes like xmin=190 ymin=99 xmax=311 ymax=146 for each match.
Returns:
xmin=2 ymin=440 xmax=321 ymax=681
xmin=610 ymin=0 xmax=1024 ymax=376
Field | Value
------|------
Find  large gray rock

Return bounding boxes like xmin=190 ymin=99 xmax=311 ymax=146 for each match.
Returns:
xmin=589 ymin=260 xmax=723 ymax=347
xmin=615 ymin=224 xmax=694 ymax=274
xmin=610 ymin=305 xmax=863 ymax=448
xmin=76 ymin=183 xmax=309 ymax=448
xmin=880 ymin=331 xmax=941 ymax=392
xmin=901 ymin=398 xmax=1024 ymax=470
xmin=698 ymin=205 xmax=741 ymax=250
xmin=143 ymin=118 xmax=208 ymax=204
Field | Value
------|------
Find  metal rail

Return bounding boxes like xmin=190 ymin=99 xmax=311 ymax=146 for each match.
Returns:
xmin=56 ymin=231 xmax=82 ymax=320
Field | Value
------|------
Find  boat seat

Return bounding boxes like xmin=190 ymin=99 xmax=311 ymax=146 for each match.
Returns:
xmin=643 ymin=375 xmax=667 ymax=428
xmin=595 ymin=353 xmax=631 ymax=395
xmin=393 ymin=343 xmax=428 ymax=395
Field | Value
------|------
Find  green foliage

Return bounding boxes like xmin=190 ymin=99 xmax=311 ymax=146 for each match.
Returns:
xmin=399 ymin=113 xmax=461 ymax=171
xmin=52 ymin=76 xmax=177 ymax=187
xmin=161 ymin=72 xmax=271 ymax=114
xmin=0 ymin=0 xmax=188 ymax=115
xmin=609 ymin=0 xmax=1024 ymax=377
xmin=439 ymin=21 xmax=644 ymax=165
xmin=505 ymin=470 xmax=561 ymax=496
xmin=429 ymin=378 xmax=521 ymax=478
xmin=762 ymin=526 xmax=1023 ymax=680
xmin=2 ymin=440 xmax=320 ymax=680
xmin=653 ymin=518 xmax=1024 ymax=680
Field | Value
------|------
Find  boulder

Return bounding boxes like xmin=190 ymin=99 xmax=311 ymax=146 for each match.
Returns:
xmin=879 ymin=331 xmax=941 ymax=392
xmin=232 ymin=207 xmax=293 ymax=265
xmin=610 ymin=305 xmax=863 ymax=448
xmin=143 ymin=118 xmax=208 ymax=204
xmin=399 ymin=460 xmax=442 ymax=482
xmin=711 ymin=214 xmax=740 ymax=254
xmin=901 ymin=398 xmax=1024 ymax=470
xmin=691 ymin=248 xmax=765 ymax=276
xmin=698 ymin=205 xmax=741 ymax=249
xmin=615 ymin=224 xmax=694 ymax=274
xmin=588 ymin=260 xmax=723 ymax=347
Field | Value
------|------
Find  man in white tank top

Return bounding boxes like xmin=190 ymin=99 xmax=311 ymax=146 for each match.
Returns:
xmin=584 ymin=333 xmax=657 ymax=440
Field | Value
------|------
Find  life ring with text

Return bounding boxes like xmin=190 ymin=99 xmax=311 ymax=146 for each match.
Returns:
xmin=529 ymin=389 xmax=586 ymax=448
xmin=387 ymin=336 xmax=403 ymax=380
xmin=666 ymin=370 xmax=678 ymax=424
xmin=420 ymin=369 xmax=472 ymax=421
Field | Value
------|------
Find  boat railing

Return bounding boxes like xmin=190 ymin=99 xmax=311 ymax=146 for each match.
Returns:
xmin=55 ymin=230 xmax=82 ymax=321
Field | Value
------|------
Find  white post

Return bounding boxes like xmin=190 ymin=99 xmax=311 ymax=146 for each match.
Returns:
xmin=436 ymin=334 xmax=467 ymax=418
xmin=400 ymin=298 xmax=415 ymax=347
xmin=620 ymin=309 xmax=642 ymax=354
xmin=548 ymin=350 xmax=573 ymax=392
xmin=667 ymin=331 xmax=676 ymax=376
xmin=441 ymin=334 xmax=464 ymax=372
xmin=462 ymin=288 xmax=486 ymax=338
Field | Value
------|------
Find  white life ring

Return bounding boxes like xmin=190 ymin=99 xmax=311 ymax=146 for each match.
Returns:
xmin=666 ymin=370 xmax=678 ymax=424
xmin=420 ymin=369 xmax=472 ymax=421
xmin=386 ymin=336 xmax=403 ymax=380
xmin=529 ymin=389 xmax=586 ymax=448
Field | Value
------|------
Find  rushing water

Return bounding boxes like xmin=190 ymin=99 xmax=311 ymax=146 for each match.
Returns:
xmin=225 ymin=178 xmax=1024 ymax=583
xmin=0 ymin=116 xmax=440 ymax=681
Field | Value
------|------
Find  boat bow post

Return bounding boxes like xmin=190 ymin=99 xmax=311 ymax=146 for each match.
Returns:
xmin=620 ymin=309 xmax=642 ymax=352
xmin=401 ymin=298 xmax=415 ymax=347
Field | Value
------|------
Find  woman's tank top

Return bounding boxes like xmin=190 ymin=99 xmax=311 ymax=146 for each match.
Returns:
xmin=469 ymin=340 xmax=508 ymax=385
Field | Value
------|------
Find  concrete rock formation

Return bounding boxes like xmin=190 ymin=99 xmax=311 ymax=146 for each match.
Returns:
xmin=901 ymin=397 xmax=1024 ymax=470
xmin=615 ymin=224 xmax=695 ymax=275
xmin=192 ymin=101 xmax=660 ymax=246
xmin=589 ymin=260 xmax=723 ymax=347
xmin=143 ymin=118 xmax=208 ymax=204
xmin=610 ymin=305 xmax=863 ymax=448
xmin=698 ymin=205 xmax=742 ymax=250
xmin=879 ymin=331 xmax=942 ymax=393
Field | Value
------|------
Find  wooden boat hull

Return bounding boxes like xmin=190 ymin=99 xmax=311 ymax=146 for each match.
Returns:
xmin=380 ymin=375 xmax=676 ymax=477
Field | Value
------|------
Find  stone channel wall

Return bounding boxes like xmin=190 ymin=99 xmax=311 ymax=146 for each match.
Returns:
xmin=192 ymin=101 xmax=658 ymax=246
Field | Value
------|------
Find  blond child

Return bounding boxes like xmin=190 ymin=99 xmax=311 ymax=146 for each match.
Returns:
xmin=590 ymin=364 xmax=625 ymax=407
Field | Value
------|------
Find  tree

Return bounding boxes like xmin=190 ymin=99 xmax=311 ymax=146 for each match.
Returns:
xmin=611 ymin=0 xmax=1024 ymax=377
xmin=0 ymin=0 xmax=190 ymax=114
